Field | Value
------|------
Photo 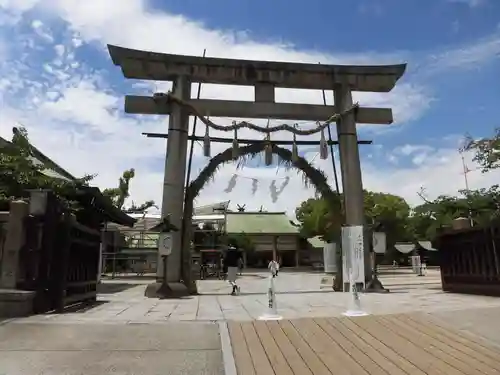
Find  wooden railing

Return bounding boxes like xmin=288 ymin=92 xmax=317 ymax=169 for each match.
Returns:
xmin=434 ymin=225 xmax=500 ymax=296
xmin=0 ymin=215 xmax=7 ymax=272
xmin=1 ymin=193 xmax=107 ymax=315
xmin=61 ymin=216 xmax=99 ymax=309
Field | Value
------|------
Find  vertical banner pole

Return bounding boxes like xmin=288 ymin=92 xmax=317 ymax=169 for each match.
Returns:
xmin=258 ymin=274 xmax=282 ymax=320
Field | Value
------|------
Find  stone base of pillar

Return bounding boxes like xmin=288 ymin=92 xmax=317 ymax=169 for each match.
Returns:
xmin=363 ymin=275 xmax=389 ymax=293
xmin=0 ymin=289 xmax=35 ymax=318
xmin=144 ymin=282 xmax=190 ymax=299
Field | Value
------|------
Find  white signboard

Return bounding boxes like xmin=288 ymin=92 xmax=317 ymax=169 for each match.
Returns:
xmin=411 ymin=255 xmax=421 ymax=274
xmin=323 ymin=242 xmax=337 ymax=273
xmin=158 ymin=233 xmax=172 ymax=256
xmin=342 ymin=226 xmax=365 ymax=287
xmin=373 ymin=232 xmax=386 ymax=254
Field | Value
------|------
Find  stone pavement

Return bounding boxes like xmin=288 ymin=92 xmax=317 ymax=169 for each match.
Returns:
xmin=2 ymin=269 xmax=500 ymax=374
xmin=7 ymin=270 xmax=500 ymax=324
xmin=0 ymin=320 xmax=223 ymax=375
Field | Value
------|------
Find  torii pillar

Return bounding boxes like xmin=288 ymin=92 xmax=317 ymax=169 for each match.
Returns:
xmin=158 ymin=76 xmax=191 ymax=282
xmin=107 ymin=44 xmax=406 ymax=291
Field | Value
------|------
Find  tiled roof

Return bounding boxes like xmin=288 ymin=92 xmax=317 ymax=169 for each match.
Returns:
xmin=226 ymin=212 xmax=298 ymax=234
xmin=307 ymin=236 xmax=325 ymax=248
xmin=194 ymin=201 xmax=229 ymax=215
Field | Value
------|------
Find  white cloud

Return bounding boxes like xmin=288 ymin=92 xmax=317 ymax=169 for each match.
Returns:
xmin=394 ymin=144 xmax=434 ymax=156
xmin=426 ymin=32 xmax=500 ymax=73
xmin=447 ymin=0 xmax=486 ymax=8
xmin=0 ymin=0 xmax=499 ymax=218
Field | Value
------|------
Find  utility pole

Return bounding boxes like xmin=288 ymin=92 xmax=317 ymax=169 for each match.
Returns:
xmin=459 ymin=150 xmax=476 ymax=227
xmin=460 ymin=151 xmax=471 ymax=192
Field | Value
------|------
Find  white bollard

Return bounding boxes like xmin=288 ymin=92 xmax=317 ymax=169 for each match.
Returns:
xmin=342 ymin=272 xmax=369 ymax=317
xmin=258 ymin=275 xmax=282 ymax=321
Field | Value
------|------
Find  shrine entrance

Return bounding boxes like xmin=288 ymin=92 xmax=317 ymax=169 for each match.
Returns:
xmin=181 ymin=142 xmax=341 ymax=291
xmin=107 ymin=44 xmax=406 ymax=295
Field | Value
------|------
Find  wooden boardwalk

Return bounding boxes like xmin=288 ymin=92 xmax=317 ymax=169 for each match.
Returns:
xmin=227 ymin=313 xmax=500 ymax=375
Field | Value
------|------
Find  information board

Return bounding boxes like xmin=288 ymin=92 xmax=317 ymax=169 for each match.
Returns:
xmin=158 ymin=233 xmax=172 ymax=256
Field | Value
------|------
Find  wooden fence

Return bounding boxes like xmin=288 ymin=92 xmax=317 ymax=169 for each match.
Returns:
xmin=0 ymin=213 xmax=7 ymax=273
xmin=3 ymin=193 xmax=101 ymax=314
xmin=434 ymin=225 xmax=500 ymax=296
xmin=57 ymin=215 xmax=100 ymax=311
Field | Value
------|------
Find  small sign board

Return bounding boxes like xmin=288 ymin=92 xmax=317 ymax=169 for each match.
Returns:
xmin=373 ymin=232 xmax=386 ymax=254
xmin=158 ymin=233 xmax=172 ymax=256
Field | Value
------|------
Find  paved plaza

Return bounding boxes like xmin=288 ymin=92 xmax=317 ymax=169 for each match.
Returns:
xmin=7 ymin=269 xmax=500 ymax=324
xmin=2 ymin=269 xmax=500 ymax=374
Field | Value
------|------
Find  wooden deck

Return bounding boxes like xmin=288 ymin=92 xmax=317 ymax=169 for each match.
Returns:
xmin=227 ymin=313 xmax=500 ymax=375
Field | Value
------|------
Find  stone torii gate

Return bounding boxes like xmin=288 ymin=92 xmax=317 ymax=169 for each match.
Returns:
xmin=107 ymin=44 xmax=406 ymax=288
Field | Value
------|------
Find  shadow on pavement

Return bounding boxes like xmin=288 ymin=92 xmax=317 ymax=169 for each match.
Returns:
xmin=55 ymin=300 xmax=108 ymax=314
xmin=101 ymin=274 xmax=156 ymax=281
xmin=97 ymin=282 xmax=143 ymax=294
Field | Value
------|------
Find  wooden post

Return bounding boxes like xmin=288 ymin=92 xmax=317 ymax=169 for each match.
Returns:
xmin=32 ymin=191 xmax=59 ymax=313
xmin=0 ymin=201 xmax=29 ymax=288
xmin=491 ymin=227 xmax=500 ymax=279
xmin=54 ymin=213 xmax=73 ymax=312
xmin=272 ymin=236 xmax=278 ymax=261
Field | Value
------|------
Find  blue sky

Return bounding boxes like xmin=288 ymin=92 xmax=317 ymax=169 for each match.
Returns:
xmin=0 ymin=0 xmax=499 ymax=213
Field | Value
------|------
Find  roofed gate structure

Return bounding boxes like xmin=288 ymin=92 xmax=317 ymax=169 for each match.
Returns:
xmin=107 ymin=44 xmax=406 ymax=290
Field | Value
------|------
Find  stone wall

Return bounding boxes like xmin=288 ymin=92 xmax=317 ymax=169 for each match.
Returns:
xmin=0 ymin=201 xmax=35 ymax=317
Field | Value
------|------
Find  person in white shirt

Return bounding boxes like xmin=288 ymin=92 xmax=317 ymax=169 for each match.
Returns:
xmin=268 ymin=259 xmax=279 ymax=278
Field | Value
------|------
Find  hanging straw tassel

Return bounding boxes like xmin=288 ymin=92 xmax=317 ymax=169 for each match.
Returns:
xmin=292 ymin=124 xmax=299 ymax=162
xmin=319 ymin=124 xmax=328 ymax=160
xmin=264 ymin=119 xmax=273 ymax=166
xmin=232 ymin=124 xmax=239 ymax=159
xmin=203 ymin=124 xmax=211 ymax=157
xmin=265 ymin=134 xmax=273 ymax=166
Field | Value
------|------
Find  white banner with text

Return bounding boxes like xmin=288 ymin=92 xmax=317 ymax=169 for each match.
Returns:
xmin=342 ymin=226 xmax=365 ymax=287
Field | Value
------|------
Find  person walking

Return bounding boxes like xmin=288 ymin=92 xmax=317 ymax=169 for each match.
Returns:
xmin=224 ymin=245 xmax=242 ymax=295
xmin=237 ymin=257 xmax=244 ymax=275
xmin=268 ymin=259 xmax=279 ymax=278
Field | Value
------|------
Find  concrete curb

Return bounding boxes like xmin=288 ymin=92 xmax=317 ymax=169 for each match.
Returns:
xmin=219 ymin=321 xmax=237 ymax=375
xmin=0 ymin=318 xmax=16 ymax=326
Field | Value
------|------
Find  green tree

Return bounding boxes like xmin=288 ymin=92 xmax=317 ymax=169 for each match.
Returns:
xmin=0 ymin=127 xmax=93 ymax=210
xmin=125 ymin=200 xmax=157 ymax=213
xmin=410 ymin=186 xmax=500 ymax=239
xmin=103 ymin=169 xmax=157 ymax=212
xmin=1 ymin=127 xmax=155 ymax=213
xmin=295 ymin=191 xmax=411 ymax=244
xmin=102 ymin=169 xmax=135 ymax=209
xmin=363 ymin=191 xmax=412 ymax=261
xmin=464 ymin=129 xmax=500 ymax=172
xmin=364 ymin=191 xmax=411 ymax=235
xmin=294 ymin=195 xmax=343 ymax=242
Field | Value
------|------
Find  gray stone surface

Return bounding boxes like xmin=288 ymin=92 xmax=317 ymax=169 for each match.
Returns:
xmin=9 ymin=270 xmax=500 ymax=324
xmin=4 ymin=269 xmax=500 ymax=374
xmin=0 ymin=322 xmax=224 ymax=375
xmin=0 ymin=289 xmax=35 ymax=317
xmin=428 ymin=306 xmax=500 ymax=347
